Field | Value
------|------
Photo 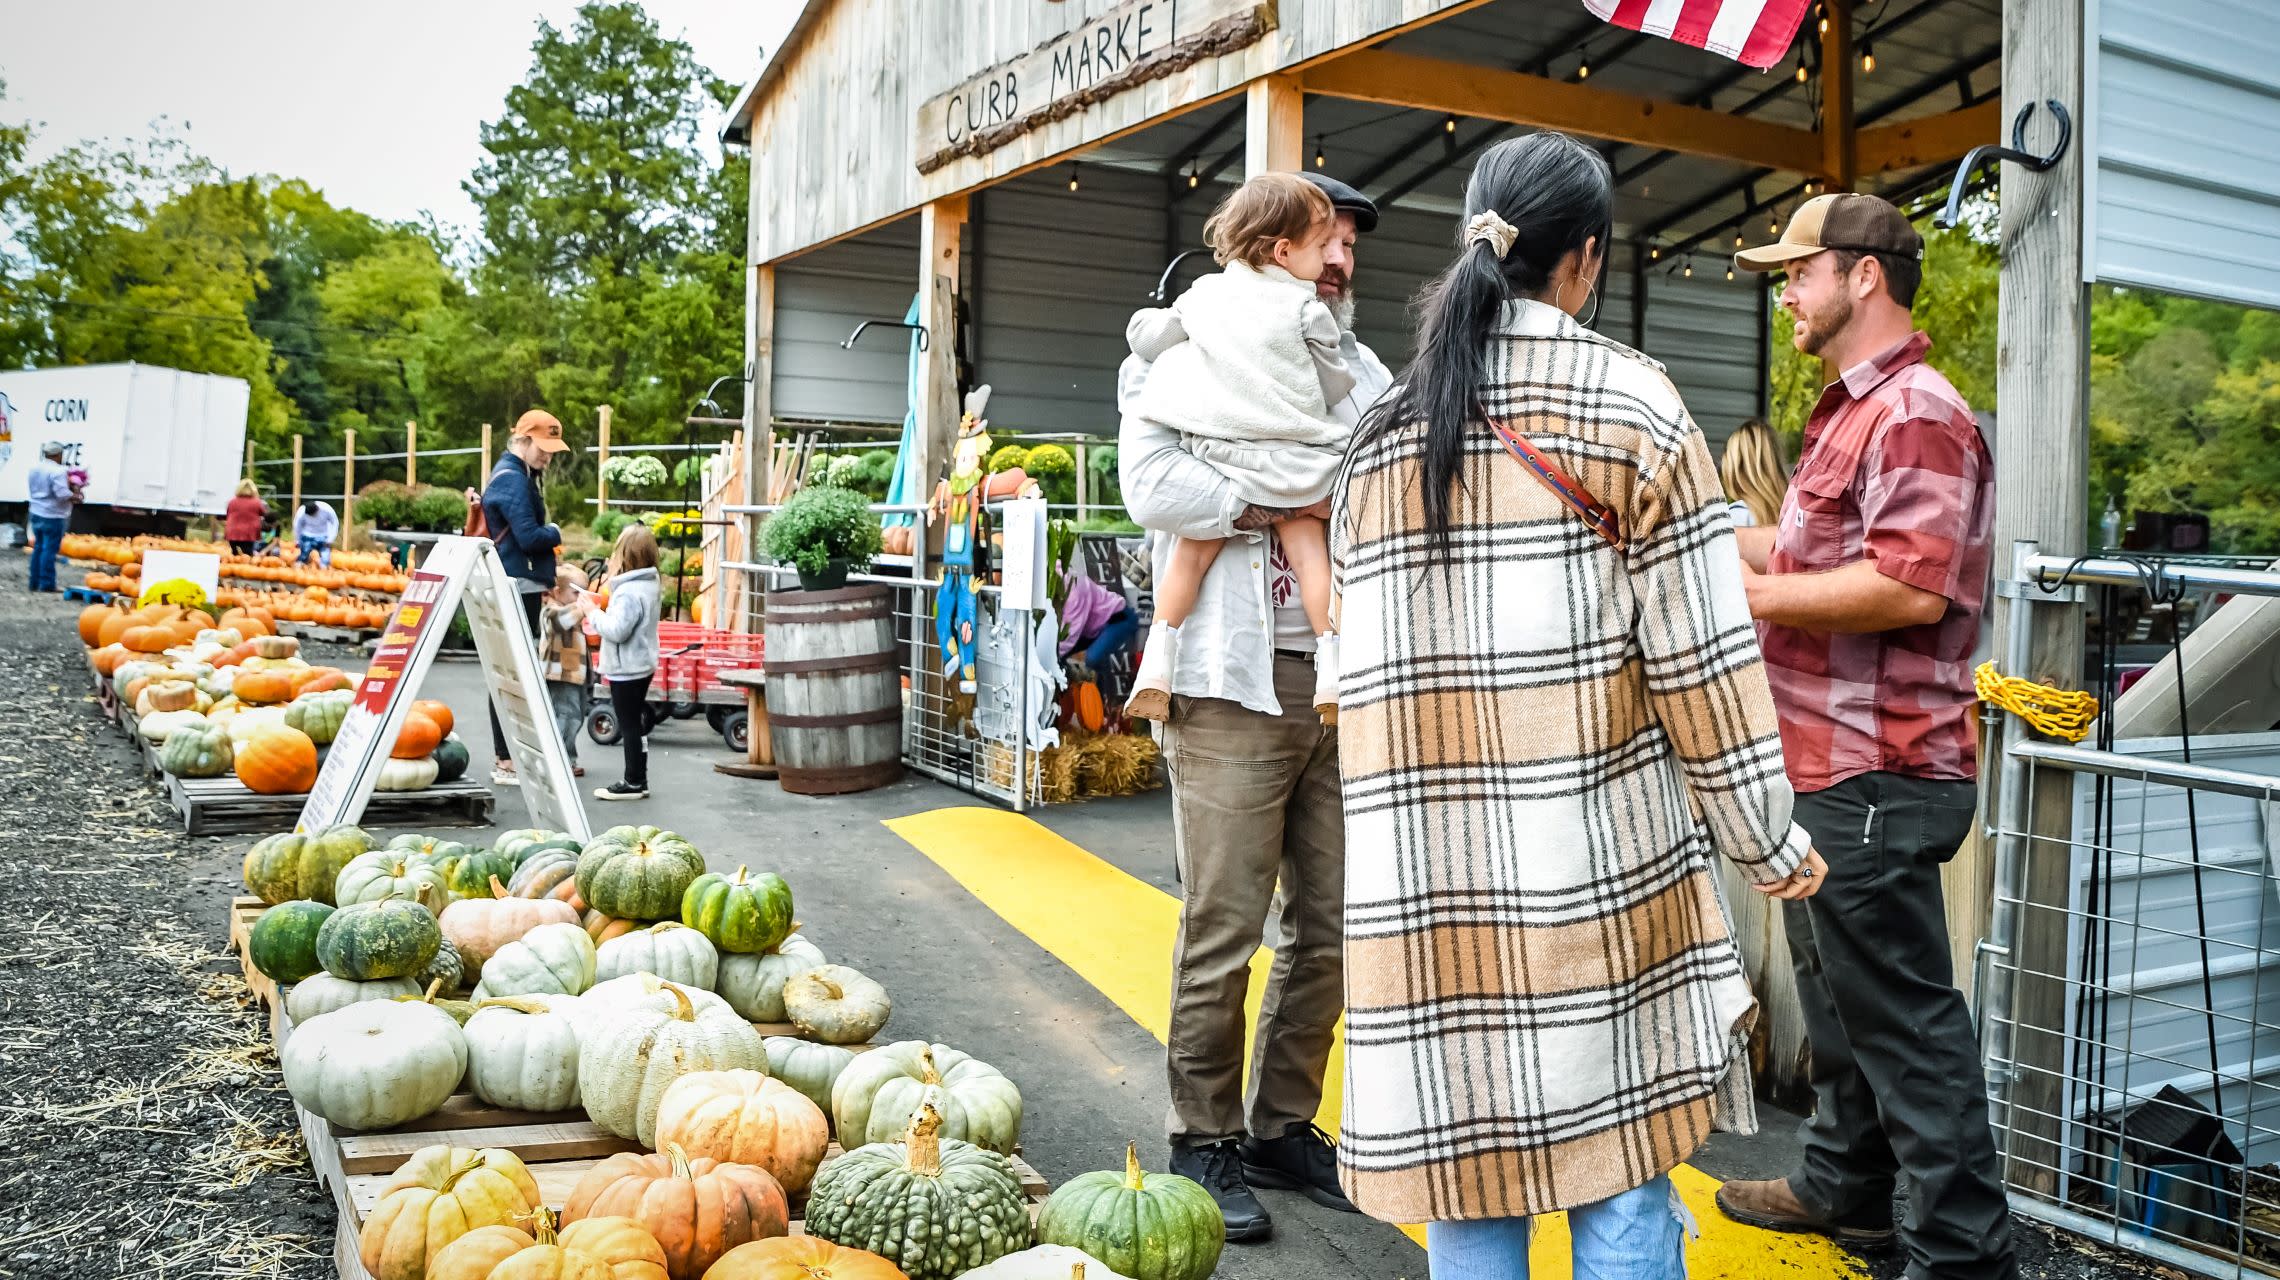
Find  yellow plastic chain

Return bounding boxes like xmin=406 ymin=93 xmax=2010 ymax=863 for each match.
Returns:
xmin=1974 ymin=661 xmax=2100 ymax=743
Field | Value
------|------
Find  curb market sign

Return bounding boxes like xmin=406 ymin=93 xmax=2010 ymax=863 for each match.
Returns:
xmin=915 ymin=0 xmax=1274 ymax=175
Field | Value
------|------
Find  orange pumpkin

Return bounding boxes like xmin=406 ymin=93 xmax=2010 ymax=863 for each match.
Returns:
xmin=653 ymin=1072 xmax=831 ymax=1196
xmin=701 ymin=1239 xmax=908 ymax=1280
xmin=120 ymin=561 xmax=142 ymax=580
xmin=120 ymin=625 xmax=176 ymax=654
xmin=78 ymin=604 xmax=122 ymax=647
xmin=91 ymin=645 xmax=132 ymax=677
xmin=412 ymin=700 xmax=456 ymax=739
xmin=233 ymin=670 xmax=298 ymax=705
xmin=236 ymin=726 xmax=318 ymax=794
xmin=427 ymin=1209 xmax=668 ymax=1280
xmin=393 ymin=709 xmax=444 ymax=760
xmin=86 ymin=573 xmax=121 ymax=594
xmin=96 ymin=612 xmax=137 ymax=647
xmin=291 ymin=666 xmax=350 ymax=696
xmin=561 ymin=1145 xmax=788 ymax=1280
xmin=1073 ymin=680 xmax=1105 ymax=733
xmin=583 ymin=909 xmax=638 ymax=944
xmin=305 ymin=585 xmax=331 ymax=601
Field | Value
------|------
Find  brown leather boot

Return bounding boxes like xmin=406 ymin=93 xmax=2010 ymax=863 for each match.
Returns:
xmin=1714 ymin=1177 xmax=1896 ymax=1247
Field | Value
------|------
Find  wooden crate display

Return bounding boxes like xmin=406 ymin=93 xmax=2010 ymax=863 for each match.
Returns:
xmin=229 ymin=898 xmax=1049 ymax=1280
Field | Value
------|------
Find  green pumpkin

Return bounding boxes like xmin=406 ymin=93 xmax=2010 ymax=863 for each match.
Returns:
xmin=680 ymin=865 xmax=794 ymax=954
xmin=764 ymin=1035 xmax=857 ymax=1115
xmin=114 ymin=660 xmax=165 ymax=703
xmin=435 ymin=848 xmax=517 ymax=900
xmin=283 ymin=690 xmax=353 ymax=745
xmin=494 ymin=828 xmax=579 ymax=866
xmin=576 ymin=826 xmax=705 ymax=921
xmin=431 ymin=734 xmax=471 ymax=783
xmin=248 ymin=900 xmax=335 ymax=983
xmin=506 ymin=848 xmax=580 ymax=901
xmin=334 ymin=850 xmax=451 ymax=910
xmin=1036 ymin=1143 xmax=1225 ymax=1280
xmin=159 ymin=719 xmax=234 ymax=778
xmin=315 ymin=892 xmax=443 ymax=980
xmin=807 ymin=1106 xmax=1031 ymax=1280
xmin=418 ymin=937 xmax=464 ymax=992
xmin=243 ymin=825 xmax=374 ymax=906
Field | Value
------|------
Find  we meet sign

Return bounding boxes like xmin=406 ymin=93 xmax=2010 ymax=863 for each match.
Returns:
xmin=913 ymin=0 xmax=1273 ymax=174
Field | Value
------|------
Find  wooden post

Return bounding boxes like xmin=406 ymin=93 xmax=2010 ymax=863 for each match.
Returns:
xmin=1990 ymin=0 xmax=2088 ymax=1196
xmin=404 ymin=421 xmax=417 ymax=487
xmin=743 ymin=264 xmax=775 ymax=637
xmin=916 ymin=198 xmax=967 ymax=506
xmin=341 ymin=428 xmax=357 ymax=541
xmin=243 ymin=435 xmax=254 ymax=480
xmin=1246 ymin=73 xmax=1304 ymax=176
xmin=1074 ymin=442 xmax=1090 ymax=522
xmin=290 ymin=434 xmax=303 ymax=515
xmin=1821 ymin=0 xmax=1858 ymax=190
xmin=479 ymin=422 xmax=493 ymax=482
xmin=596 ymin=405 xmax=613 ymax=515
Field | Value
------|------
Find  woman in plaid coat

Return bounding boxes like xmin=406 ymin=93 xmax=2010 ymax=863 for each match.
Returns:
xmin=1332 ymin=133 xmax=1827 ymax=1277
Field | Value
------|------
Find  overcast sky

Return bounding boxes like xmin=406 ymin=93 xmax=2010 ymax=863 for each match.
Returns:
xmin=2 ymin=1 xmax=801 ymax=236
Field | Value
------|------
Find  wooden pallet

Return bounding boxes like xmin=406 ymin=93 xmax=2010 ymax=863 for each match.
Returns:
xmin=279 ymin=621 xmax=382 ymax=646
xmin=61 ymin=584 xmax=108 ymax=603
xmin=170 ymin=775 xmax=493 ymax=836
xmin=224 ymin=899 xmax=1050 ymax=1280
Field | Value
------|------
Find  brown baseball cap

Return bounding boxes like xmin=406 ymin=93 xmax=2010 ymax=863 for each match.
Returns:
xmin=1734 ymin=193 xmax=1923 ymax=272
xmin=512 ymin=408 xmax=570 ymax=453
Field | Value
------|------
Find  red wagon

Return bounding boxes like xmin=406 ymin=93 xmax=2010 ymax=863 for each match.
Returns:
xmin=587 ymin=620 xmax=766 ymax=753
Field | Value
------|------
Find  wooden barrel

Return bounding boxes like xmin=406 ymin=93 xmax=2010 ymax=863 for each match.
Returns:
xmin=764 ymin=585 xmax=904 ymax=795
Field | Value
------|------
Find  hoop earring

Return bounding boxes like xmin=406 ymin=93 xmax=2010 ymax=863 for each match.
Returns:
xmin=1578 ymin=279 xmax=1601 ymax=328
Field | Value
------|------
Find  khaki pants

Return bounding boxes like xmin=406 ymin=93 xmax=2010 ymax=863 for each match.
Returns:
xmin=1163 ymin=655 xmax=1345 ymax=1142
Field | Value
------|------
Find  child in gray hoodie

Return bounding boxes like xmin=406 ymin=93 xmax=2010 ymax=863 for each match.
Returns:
xmin=581 ymin=523 xmax=662 ymax=801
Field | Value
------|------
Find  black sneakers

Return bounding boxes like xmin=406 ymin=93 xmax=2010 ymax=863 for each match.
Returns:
xmin=1169 ymin=1138 xmax=1272 ymax=1243
xmin=594 ymin=780 xmax=648 ymax=801
xmin=1240 ymin=1122 xmax=1359 ymax=1213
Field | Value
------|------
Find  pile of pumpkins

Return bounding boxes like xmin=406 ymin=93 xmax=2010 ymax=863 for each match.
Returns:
xmin=241 ymin=823 xmax=1223 ymax=1280
xmin=65 ymin=531 xmax=405 ymax=585
xmin=81 ymin=600 xmax=467 ymax=793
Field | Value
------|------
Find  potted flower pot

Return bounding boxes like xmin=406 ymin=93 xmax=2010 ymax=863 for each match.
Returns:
xmin=797 ymin=559 xmax=851 ymax=592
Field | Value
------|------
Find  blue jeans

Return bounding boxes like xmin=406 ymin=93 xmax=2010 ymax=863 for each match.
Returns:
xmin=28 ymin=516 xmax=66 ymax=591
xmin=546 ymin=681 xmax=583 ymax=764
xmin=1426 ymin=1175 xmax=1687 ymax=1280
xmin=1083 ymin=607 xmax=1138 ymax=670
xmin=298 ymin=540 xmax=332 ymax=568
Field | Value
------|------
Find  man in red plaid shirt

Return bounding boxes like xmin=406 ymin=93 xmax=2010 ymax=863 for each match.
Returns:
xmin=1714 ymin=193 xmax=2015 ymax=1280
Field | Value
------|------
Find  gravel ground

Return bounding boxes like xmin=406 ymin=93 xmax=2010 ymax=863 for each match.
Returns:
xmin=0 ymin=562 xmax=332 ymax=1280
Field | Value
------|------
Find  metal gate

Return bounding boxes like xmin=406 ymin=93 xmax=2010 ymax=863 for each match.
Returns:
xmin=1982 ymin=549 xmax=2280 ymax=1277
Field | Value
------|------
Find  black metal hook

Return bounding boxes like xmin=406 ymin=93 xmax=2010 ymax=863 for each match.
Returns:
xmin=1151 ymin=248 xmax=1213 ymax=303
xmin=1936 ymin=99 xmax=2072 ymax=229
xmin=841 ymin=319 xmax=929 ymax=352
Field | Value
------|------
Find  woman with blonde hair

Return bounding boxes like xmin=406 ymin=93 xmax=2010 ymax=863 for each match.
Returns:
xmin=579 ymin=522 xmax=661 ymax=801
xmin=1719 ymin=418 xmax=1791 ymax=528
xmin=223 ymin=479 xmax=267 ymax=556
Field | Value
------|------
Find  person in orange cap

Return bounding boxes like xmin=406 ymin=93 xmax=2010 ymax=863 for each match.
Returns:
xmin=480 ymin=408 xmax=571 ymax=784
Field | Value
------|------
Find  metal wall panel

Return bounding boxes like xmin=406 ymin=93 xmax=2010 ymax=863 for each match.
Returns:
xmin=772 ymin=218 xmax=921 ymax=424
xmin=2091 ymin=0 xmax=2280 ymax=310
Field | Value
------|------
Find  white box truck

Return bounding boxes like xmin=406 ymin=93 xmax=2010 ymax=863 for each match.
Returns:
xmin=0 ymin=363 xmax=250 ymax=518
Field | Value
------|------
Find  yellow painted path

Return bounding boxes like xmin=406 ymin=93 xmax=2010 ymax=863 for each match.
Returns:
xmin=885 ymin=806 xmax=1867 ymax=1278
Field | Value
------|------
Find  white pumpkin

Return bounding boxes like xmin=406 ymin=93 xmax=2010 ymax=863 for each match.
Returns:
xmin=961 ymin=1245 xmax=1135 ymax=1280
xmin=578 ymin=982 xmax=767 ymax=1146
xmin=280 ymin=1000 xmax=466 ymax=1130
xmin=136 ymin=708 xmax=208 ymax=743
xmin=715 ymin=932 xmax=825 ymax=1022
xmin=334 ymin=851 xmax=451 ymax=911
xmin=470 ymin=922 xmax=595 ymax=999
xmin=583 ymin=971 xmax=740 ymax=1023
xmin=284 ymin=973 xmax=421 ymax=1024
xmin=374 ymin=755 xmax=439 ymax=792
xmin=464 ymin=994 xmax=585 ymax=1112
xmin=224 ymin=704 xmax=290 ymax=744
xmin=593 ymin=921 xmax=719 ymax=990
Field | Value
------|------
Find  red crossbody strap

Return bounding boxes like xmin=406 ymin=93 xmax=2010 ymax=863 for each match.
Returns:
xmin=1482 ymin=410 xmax=1625 ymax=552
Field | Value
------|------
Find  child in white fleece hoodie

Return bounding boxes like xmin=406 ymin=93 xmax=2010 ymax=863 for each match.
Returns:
xmin=1123 ymin=172 xmax=1354 ymax=723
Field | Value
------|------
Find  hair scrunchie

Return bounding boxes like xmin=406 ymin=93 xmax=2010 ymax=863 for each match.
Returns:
xmin=1464 ymin=209 xmax=1519 ymax=259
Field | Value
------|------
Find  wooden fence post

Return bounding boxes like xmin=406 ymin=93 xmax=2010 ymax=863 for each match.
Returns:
xmin=342 ymin=429 xmax=357 ymax=538
xmin=479 ymin=422 xmax=493 ymax=483
xmin=597 ymin=405 xmax=613 ymax=515
xmin=291 ymin=434 xmax=303 ymax=515
xmin=243 ymin=435 xmax=255 ymax=480
xmin=405 ymin=420 xmax=418 ymax=487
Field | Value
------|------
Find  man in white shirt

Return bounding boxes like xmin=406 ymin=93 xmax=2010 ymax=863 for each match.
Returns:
xmin=1119 ymin=173 xmax=1392 ymax=1242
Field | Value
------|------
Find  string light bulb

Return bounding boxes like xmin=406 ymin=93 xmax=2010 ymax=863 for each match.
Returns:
xmin=1650 ymin=245 xmax=1661 ymax=261
xmin=1733 ymin=228 xmax=1744 ymax=249
xmin=1067 ymin=165 xmax=1080 ymax=192
xmin=1769 ymin=212 xmax=1782 ymax=236
xmin=1578 ymin=52 xmax=1591 ymax=79
xmin=1861 ymin=44 xmax=1877 ymax=73
xmin=1683 ymin=257 xmax=1694 ymax=279
xmin=1315 ymin=135 xmax=1326 ymax=169
xmin=1186 ymin=162 xmax=1199 ymax=190
xmin=1796 ymin=59 xmax=1809 ymax=84
xmin=1726 ymin=264 xmax=1736 ymax=282
xmin=1445 ymin=116 xmax=1457 ymax=134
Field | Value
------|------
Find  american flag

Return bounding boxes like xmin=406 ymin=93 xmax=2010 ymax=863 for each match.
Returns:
xmin=1583 ymin=0 xmax=1812 ymax=69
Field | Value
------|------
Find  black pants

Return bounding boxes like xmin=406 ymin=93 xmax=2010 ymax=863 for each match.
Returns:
xmin=490 ymin=590 xmax=546 ymax=762
xmin=608 ymin=673 xmax=653 ymax=787
xmin=228 ymin=539 xmax=257 ymax=556
xmin=1786 ymin=770 xmax=2017 ymax=1280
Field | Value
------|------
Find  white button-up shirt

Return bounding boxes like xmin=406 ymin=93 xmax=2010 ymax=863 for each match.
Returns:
xmin=1118 ymin=326 xmax=1393 ymax=716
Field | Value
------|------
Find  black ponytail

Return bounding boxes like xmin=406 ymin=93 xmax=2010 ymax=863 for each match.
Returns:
xmin=1361 ymin=132 xmax=1613 ymax=550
